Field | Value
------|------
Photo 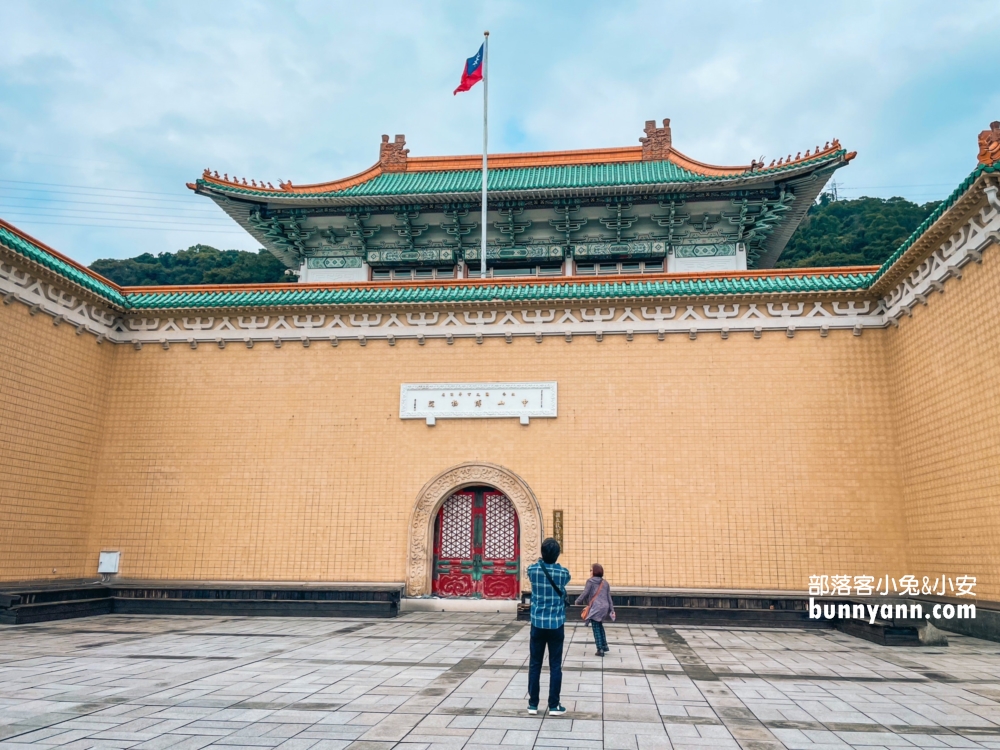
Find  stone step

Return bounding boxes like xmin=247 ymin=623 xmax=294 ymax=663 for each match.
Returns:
xmin=0 ymin=595 xmax=113 ymax=625
xmin=516 ymin=602 xmax=829 ymax=627
xmin=835 ymin=617 xmax=921 ymax=646
xmin=0 ymin=582 xmax=404 ymax=623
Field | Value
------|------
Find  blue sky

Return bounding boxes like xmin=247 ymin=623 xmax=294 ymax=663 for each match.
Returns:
xmin=2 ymin=0 xmax=998 ymax=265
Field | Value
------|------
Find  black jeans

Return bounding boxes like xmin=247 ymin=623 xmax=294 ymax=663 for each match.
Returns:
xmin=527 ymin=624 xmax=564 ymax=708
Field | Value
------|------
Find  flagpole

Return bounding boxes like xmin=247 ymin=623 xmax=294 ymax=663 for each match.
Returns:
xmin=480 ymin=31 xmax=489 ymax=279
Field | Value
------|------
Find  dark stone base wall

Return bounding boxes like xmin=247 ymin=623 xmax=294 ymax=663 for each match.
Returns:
xmin=0 ymin=582 xmax=402 ymax=624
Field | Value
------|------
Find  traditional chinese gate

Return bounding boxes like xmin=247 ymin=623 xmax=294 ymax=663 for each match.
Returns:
xmin=432 ymin=487 xmax=520 ymax=599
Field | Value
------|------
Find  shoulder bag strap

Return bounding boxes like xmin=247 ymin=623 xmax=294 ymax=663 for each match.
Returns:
xmin=590 ymin=579 xmax=607 ymax=604
xmin=538 ymin=561 xmax=565 ymax=600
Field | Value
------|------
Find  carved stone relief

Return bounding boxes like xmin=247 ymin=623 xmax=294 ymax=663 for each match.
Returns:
xmin=406 ymin=462 xmax=544 ymax=597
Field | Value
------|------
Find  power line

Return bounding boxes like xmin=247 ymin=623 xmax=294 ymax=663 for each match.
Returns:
xmin=835 ymin=182 xmax=958 ymax=189
xmin=0 ymin=187 xmax=219 ymax=208
xmin=1 ymin=209 xmax=239 ymax=228
xmin=4 ymin=219 xmax=257 ymax=235
xmin=0 ymin=208 xmax=232 ymax=224
xmin=0 ymin=177 xmax=277 ymax=213
xmin=0 ymin=194 xmax=225 ymax=212
xmin=0 ymin=206 xmax=238 ymax=224
xmin=836 ymin=189 xmax=950 ymax=196
xmin=0 ymin=148 xmax=189 ymax=176
xmin=0 ymin=178 xmax=213 ymax=197
xmin=3 ymin=219 xmax=240 ymax=231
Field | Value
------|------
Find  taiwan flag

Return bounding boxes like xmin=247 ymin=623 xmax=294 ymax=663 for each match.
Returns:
xmin=453 ymin=44 xmax=484 ymax=95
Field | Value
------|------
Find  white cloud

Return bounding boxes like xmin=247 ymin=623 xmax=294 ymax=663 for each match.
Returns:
xmin=0 ymin=0 xmax=997 ymax=263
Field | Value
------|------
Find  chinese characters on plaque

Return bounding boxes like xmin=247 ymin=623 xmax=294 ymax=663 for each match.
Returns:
xmin=399 ymin=382 xmax=557 ymax=425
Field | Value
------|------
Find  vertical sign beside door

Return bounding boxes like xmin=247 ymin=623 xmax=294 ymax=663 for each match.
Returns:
xmin=553 ymin=510 xmax=564 ymax=550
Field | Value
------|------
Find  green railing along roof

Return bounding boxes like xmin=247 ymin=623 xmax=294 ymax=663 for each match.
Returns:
xmin=197 ymin=151 xmax=848 ymax=200
xmin=123 ymin=272 xmax=875 ymax=311
xmin=0 ymin=224 xmax=125 ymax=306
xmin=0 ymin=215 xmax=871 ymax=312
xmin=871 ymin=161 xmax=1000 ymax=285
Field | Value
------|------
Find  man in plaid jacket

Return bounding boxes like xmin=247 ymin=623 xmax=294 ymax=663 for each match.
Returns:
xmin=526 ymin=537 xmax=571 ymax=715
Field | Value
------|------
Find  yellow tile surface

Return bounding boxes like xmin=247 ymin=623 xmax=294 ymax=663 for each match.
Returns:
xmin=81 ymin=323 xmax=906 ymax=591
xmin=2 ymin=243 xmax=998 ymax=596
xmin=0 ymin=301 xmax=114 ymax=581
xmin=887 ymin=246 xmax=1000 ymax=597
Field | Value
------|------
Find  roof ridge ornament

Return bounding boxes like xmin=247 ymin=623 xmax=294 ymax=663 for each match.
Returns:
xmin=763 ymin=139 xmax=854 ymax=172
xmin=978 ymin=121 xmax=1000 ymax=167
xmin=201 ymin=167 xmax=281 ymax=191
xmin=640 ymin=118 xmax=672 ymax=161
xmin=380 ymin=134 xmax=410 ymax=173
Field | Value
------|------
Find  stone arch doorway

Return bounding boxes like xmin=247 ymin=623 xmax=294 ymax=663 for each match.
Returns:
xmin=406 ymin=463 xmax=544 ymax=597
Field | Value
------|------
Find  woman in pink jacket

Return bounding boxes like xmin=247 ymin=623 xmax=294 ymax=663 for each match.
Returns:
xmin=574 ymin=563 xmax=615 ymax=656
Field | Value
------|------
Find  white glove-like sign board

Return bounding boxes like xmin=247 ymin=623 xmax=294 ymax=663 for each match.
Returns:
xmin=400 ymin=382 xmax=557 ymax=426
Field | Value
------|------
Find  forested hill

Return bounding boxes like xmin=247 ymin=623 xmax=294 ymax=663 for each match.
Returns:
xmin=775 ymin=195 xmax=941 ymax=268
xmin=88 ymin=196 xmax=943 ymax=285
xmin=90 ymin=244 xmax=288 ymax=286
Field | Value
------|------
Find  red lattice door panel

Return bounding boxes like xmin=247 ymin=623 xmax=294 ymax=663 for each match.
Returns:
xmin=480 ymin=491 xmax=520 ymax=599
xmin=433 ymin=488 xmax=519 ymax=600
xmin=433 ymin=491 xmax=474 ymax=597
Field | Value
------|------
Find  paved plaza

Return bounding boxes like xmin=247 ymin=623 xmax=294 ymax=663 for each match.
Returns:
xmin=2 ymin=613 xmax=1000 ymax=750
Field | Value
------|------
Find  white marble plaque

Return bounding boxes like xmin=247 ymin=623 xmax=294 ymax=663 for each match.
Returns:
xmin=400 ymin=382 xmax=557 ymax=426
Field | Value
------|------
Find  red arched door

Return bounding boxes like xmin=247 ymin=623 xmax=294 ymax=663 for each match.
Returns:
xmin=432 ymin=487 xmax=520 ymax=599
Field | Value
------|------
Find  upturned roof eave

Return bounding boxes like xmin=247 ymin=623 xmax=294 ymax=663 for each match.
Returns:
xmin=192 ymin=154 xmax=848 ymax=208
xmin=756 ymin=161 xmax=846 ymax=267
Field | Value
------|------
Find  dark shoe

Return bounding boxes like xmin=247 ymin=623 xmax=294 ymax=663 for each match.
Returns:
xmin=527 ymin=703 xmax=538 ymax=715
xmin=598 ymin=649 xmax=606 ymax=657
xmin=548 ymin=705 xmax=567 ymax=715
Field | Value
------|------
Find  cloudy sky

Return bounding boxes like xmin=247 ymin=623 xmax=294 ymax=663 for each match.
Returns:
xmin=2 ymin=0 xmax=998 ymax=265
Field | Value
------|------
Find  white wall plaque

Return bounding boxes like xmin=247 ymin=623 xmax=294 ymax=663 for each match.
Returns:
xmin=400 ymin=382 xmax=557 ymax=426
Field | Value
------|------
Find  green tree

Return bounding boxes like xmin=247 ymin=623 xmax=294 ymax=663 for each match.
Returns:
xmin=777 ymin=195 xmax=941 ymax=268
xmin=90 ymin=245 xmax=290 ymax=286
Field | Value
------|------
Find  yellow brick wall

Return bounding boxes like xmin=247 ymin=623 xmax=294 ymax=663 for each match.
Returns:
xmin=86 ymin=326 xmax=909 ymax=591
xmin=887 ymin=242 xmax=1000 ymax=598
xmin=0 ymin=300 xmax=114 ymax=582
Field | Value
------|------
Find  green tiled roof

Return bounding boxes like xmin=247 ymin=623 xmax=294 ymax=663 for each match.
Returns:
xmin=0 ymin=225 xmax=126 ymax=306
xmin=342 ymin=160 xmax=706 ymax=195
xmin=1 ymin=156 xmax=991 ymax=314
xmin=871 ymin=161 xmax=1000 ymax=285
xmin=123 ymin=272 xmax=875 ymax=311
xmin=198 ymin=150 xmax=847 ymax=200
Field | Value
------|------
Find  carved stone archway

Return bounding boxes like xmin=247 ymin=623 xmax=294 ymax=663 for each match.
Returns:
xmin=406 ymin=462 xmax=544 ymax=596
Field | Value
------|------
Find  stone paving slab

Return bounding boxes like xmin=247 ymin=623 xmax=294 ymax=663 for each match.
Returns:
xmin=2 ymin=613 xmax=1000 ymax=749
